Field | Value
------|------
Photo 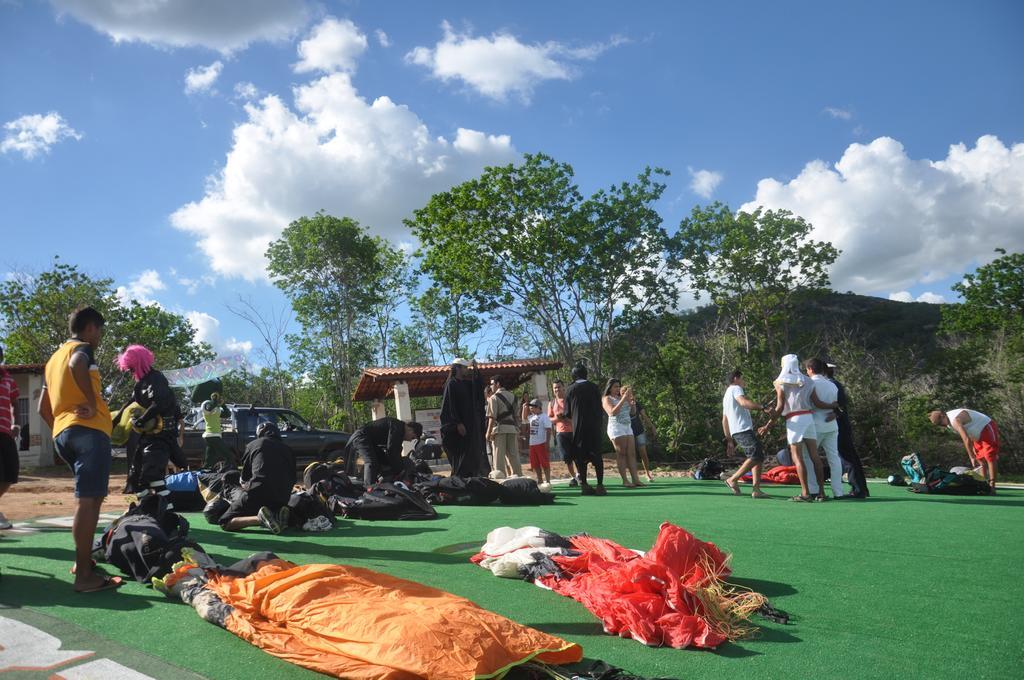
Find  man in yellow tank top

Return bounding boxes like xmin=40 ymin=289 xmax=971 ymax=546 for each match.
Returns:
xmin=38 ymin=306 xmax=122 ymax=593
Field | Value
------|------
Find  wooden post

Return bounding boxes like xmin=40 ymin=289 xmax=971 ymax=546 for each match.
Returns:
xmin=393 ymin=381 xmax=414 ymax=455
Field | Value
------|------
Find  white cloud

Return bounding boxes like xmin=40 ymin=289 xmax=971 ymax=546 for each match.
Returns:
xmin=50 ymin=0 xmax=312 ymax=53
xmin=375 ymin=29 xmax=391 ymax=48
xmin=184 ymin=60 xmax=223 ymax=94
xmin=116 ymin=269 xmax=166 ymax=306
xmin=294 ymin=17 xmax=367 ymax=74
xmin=916 ymin=292 xmax=946 ymax=304
xmin=888 ymin=291 xmax=946 ymax=304
xmin=688 ymin=167 xmax=723 ymax=199
xmin=233 ymin=81 xmax=260 ymax=101
xmin=171 ymin=49 xmax=517 ymax=279
xmin=187 ymin=311 xmax=253 ymax=355
xmin=824 ymin=106 xmax=853 ymax=120
xmin=407 ymin=22 xmax=627 ymax=102
xmin=1 ymin=112 xmax=81 ymax=159
xmin=741 ymin=135 xmax=1024 ymax=294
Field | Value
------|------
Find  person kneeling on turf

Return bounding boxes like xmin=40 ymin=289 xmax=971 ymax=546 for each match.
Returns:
xmin=220 ymin=421 xmax=296 ymax=533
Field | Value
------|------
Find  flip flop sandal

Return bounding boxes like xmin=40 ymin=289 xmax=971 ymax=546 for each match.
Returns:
xmin=75 ymin=575 xmax=123 ymax=594
xmin=751 ymin=491 xmax=770 ymax=499
xmin=724 ymin=480 xmax=741 ymax=495
xmin=789 ymin=495 xmax=813 ymax=502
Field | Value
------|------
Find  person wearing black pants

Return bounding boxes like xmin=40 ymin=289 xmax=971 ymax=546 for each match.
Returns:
xmin=826 ymin=363 xmax=869 ymax=498
xmin=345 ymin=417 xmax=422 ymax=484
xmin=564 ymin=363 xmax=606 ymax=496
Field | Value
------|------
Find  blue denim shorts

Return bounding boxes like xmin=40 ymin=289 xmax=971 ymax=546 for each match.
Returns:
xmin=635 ymin=433 xmax=648 ymax=447
xmin=54 ymin=425 xmax=112 ymax=498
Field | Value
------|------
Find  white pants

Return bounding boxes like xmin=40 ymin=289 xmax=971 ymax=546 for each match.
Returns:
xmin=801 ymin=432 xmax=844 ymax=496
xmin=817 ymin=428 xmax=844 ymax=497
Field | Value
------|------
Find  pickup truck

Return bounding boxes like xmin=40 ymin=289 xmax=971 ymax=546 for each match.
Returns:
xmin=181 ymin=403 xmax=350 ymax=466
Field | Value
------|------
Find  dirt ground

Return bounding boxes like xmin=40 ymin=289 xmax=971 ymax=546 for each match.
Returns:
xmin=1 ymin=467 xmax=134 ymax=521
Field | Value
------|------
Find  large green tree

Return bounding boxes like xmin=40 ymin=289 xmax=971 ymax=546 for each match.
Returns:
xmin=673 ymin=203 xmax=840 ymax=355
xmin=266 ymin=213 xmax=404 ymax=427
xmin=0 ymin=259 xmax=213 ymax=404
xmin=408 ymin=153 xmax=682 ymax=375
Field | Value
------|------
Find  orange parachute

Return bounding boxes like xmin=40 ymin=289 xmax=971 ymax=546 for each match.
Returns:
xmin=163 ymin=555 xmax=581 ymax=679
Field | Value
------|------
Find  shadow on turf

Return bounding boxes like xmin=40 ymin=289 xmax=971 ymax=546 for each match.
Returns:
xmin=0 ymin=570 xmax=159 ymax=610
xmin=187 ymin=526 xmax=467 ymax=566
xmin=718 ymin=625 xmax=802 ymax=657
xmin=727 ymin=577 xmax=797 ymax=598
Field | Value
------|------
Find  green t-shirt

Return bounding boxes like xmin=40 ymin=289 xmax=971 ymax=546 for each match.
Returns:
xmin=202 ymin=400 xmax=222 ymax=438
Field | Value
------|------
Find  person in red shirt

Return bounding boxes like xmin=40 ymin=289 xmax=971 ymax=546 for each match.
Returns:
xmin=0 ymin=345 xmax=21 ymax=530
xmin=547 ymin=380 xmax=579 ymax=485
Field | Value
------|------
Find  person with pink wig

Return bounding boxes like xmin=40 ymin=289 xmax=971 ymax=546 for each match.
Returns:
xmin=113 ymin=345 xmax=185 ymax=502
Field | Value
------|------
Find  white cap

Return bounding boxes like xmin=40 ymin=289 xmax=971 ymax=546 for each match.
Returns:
xmin=451 ymin=357 xmax=471 ymax=367
xmin=826 ymin=362 xmax=837 ymax=369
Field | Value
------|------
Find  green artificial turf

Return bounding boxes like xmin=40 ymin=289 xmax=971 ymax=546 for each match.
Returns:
xmin=1 ymin=479 xmax=1022 ymax=679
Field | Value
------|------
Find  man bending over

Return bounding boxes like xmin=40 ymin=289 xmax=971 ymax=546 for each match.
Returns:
xmin=346 ymin=417 xmax=422 ymax=484
xmin=929 ymin=408 xmax=1000 ymax=492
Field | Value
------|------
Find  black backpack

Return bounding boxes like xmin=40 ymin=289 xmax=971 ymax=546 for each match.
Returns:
xmin=498 ymin=477 xmax=556 ymax=505
xmin=414 ymin=476 xmax=504 ymax=505
xmin=335 ymin=483 xmax=438 ymax=520
xmin=694 ymin=457 xmax=724 ymax=480
xmin=98 ymin=500 xmax=203 ymax=583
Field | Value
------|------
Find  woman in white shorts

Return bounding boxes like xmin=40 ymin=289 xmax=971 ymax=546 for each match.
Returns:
xmin=760 ymin=354 xmax=825 ymax=502
xmin=603 ymin=379 xmax=643 ymax=488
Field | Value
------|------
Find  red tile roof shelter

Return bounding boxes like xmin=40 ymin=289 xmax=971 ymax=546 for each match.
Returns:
xmin=352 ymin=359 xmax=563 ymax=402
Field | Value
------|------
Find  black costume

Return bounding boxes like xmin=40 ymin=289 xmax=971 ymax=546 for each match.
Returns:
xmin=440 ymin=369 xmax=490 ymax=477
xmin=218 ymin=435 xmax=296 ymax=525
xmin=832 ymin=378 xmax=869 ymax=498
xmin=126 ymin=369 xmax=186 ymax=496
xmin=564 ymin=379 xmax=605 ymax=486
xmin=346 ymin=417 xmax=411 ymax=485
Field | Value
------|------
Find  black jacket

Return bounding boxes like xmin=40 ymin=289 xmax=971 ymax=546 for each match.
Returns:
xmin=241 ymin=436 xmax=296 ymax=507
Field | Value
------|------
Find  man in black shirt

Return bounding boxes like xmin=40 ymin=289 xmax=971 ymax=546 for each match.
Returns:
xmin=346 ymin=417 xmax=423 ymax=484
xmin=564 ymin=363 xmax=606 ymax=496
xmin=440 ymin=358 xmax=489 ymax=477
xmin=221 ymin=422 xmax=297 ymax=533
xmin=826 ymin=362 xmax=869 ymax=498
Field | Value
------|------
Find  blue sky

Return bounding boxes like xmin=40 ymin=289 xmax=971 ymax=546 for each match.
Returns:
xmin=2 ymin=0 xmax=1022 ymax=360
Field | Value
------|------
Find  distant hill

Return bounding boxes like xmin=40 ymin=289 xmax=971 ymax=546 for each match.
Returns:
xmin=681 ymin=291 xmax=945 ymax=354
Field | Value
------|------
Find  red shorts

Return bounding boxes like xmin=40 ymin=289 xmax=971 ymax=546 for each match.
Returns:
xmin=974 ymin=421 xmax=1000 ymax=462
xmin=529 ymin=443 xmax=551 ymax=469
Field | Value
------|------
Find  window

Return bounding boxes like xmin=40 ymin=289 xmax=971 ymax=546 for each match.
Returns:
xmin=17 ymin=397 xmax=29 ymax=451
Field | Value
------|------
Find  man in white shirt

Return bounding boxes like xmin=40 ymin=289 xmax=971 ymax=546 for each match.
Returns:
xmin=929 ymin=408 xmax=1000 ymax=491
xmin=806 ymin=358 xmax=846 ymax=499
xmin=722 ymin=369 xmax=771 ymax=499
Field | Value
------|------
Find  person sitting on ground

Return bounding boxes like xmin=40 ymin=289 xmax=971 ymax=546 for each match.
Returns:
xmin=220 ymin=421 xmax=296 ymax=534
xmin=759 ymin=354 xmax=826 ymax=502
xmin=929 ymin=408 xmax=1000 ymax=492
xmin=346 ymin=416 xmax=423 ymax=485
xmin=603 ymin=379 xmax=644 ymax=488
xmin=522 ymin=398 xmax=553 ymax=487
xmin=721 ymin=368 xmax=771 ymax=499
